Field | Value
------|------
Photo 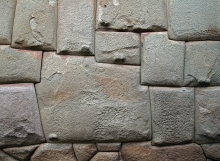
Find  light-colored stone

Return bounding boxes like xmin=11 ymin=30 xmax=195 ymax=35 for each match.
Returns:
xmin=36 ymin=52 xmax=151 ymax=142
xmin=31 ymin=143 xmax=77 ymax=161
xmin=150 ymin=87 xmax=194 ymax=145
xmin=95 ymin=32 xmax=140 ymax=65
xmin=97 ymin=143 xmax=121 ymax=152
xmin=0 ymin=83 xmax=45 ymax=148
xmin=195 ymin=87 xmax=220 ymax=143
xmin=184 ymin=41 xmax=220 ymax=86
xmin=141 ymin=32 xmax=185 ymax=86
xmin=90 ymin=152 xmax=119 ymax=161
xmin=73 ymin=144 xmax=97 ymax=161
xmin=12 ymin=0 xmax=57 ymax=50
xmin=96 ymin=0 xmax=167 ymax=31
xmin=202 ymin=143 xmax=220 ymax=161
xmin=168 ymin=0 xmax=220 ymax=41
xmin=57 ymin=0 xmax=94 ymax=55
xmin=0 ymin=0 xmax=16 ymax=44
xmin=0 ymin=46 xmax=42 ymax=84
xmin=0 ymin=150 xmax=18 ymax=161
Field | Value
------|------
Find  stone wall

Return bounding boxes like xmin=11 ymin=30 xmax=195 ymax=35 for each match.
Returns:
xmin=0 ymin=0 xmax=220 ymax=161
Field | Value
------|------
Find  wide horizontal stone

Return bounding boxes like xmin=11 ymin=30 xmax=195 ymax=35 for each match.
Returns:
xmin=0 ymin=150 xmax=18 ymax=161
xmin=90 ymin=152 xmax=119 ymax=161
xmin=96 ymin=0 xmax=167 ymax=31
xmin=36 ymin=52 xmax=151 ymax=142
xmin=202 ymin=143 xmax=220 ymax=161
xmin=95 ymin=32 xmax=140 ymax=65
xmin=57 ymin=0 xmax=94 ymax=55
xmin=73 ymin=144 xmax=97 ymax=161
xmin=0 ymin=83 xmax=45 ymax=148
xmin=0 ymin=46 xmax=42 ymax=84
xmin=97 ymin=143 xmax=121 ymax=152
xmin=12 ymin=0 xmax=57 ymax=50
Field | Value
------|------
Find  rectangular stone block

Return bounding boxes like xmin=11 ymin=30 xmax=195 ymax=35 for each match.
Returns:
xmin=95 ymin=32 xmax=140 ymax=65
xmin=168 ymin=0 xmax=220 ymax=41
xmin=150 ymin=87 xmax=194 ymax=145
xmin=57 ymin=0 xmax=94 ymax=55
xmin=12 ymin=0 xmax=57 ymax=50
xmin=141 ymin=32 xmax=185 ymax=86
xmin=97 ymin=143 xmax=121 ymax=152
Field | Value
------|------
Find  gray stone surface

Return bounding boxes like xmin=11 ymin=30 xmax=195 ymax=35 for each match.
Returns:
xmin=195 ymin=87 xmax=220 ymax=143
xmin=73 ymin=144 xmax=97 ymax=161
xmin=57 ymin=0 xmax=94 ymax=55
xmin=0 ymin=46 xmax=42 ymax=84
xmin=95 ymin=32 xmax=140 ymax=65
xmin=90 ymin=152 xmax=119 ymax=161
xmin=96 ymin=0 xmax=167 ymax=31
xmin=0 ymin=150 xmax=18 ymax=161
xmin=202 ymin=143 xmax=220 ymax=161
xmin=141 ymin=32 xmax=185 ymax=86
xmin=0 ymin=0 xmax=16 ymax=44
xmin=97 ymin=143 xmax=121 ymax=152
xmin=36 ymin=52 xmax=151 ymax=142
xmin=150 ymin=87 xmax=194 ymax=145
xmin=167 ymin=0 xmax=220 ymax=41
xmin=0 ymin=83 xmax=45 ymax=148
xmin=12 ymin=0 xmax=57 ymax=50
xmin=184 ymin=41 xmax=220 ymax=86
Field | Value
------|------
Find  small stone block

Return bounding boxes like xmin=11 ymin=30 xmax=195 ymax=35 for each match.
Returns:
xmin=90 ymin=152 xmax=119 ymax=161
xmin=202 ymin=143 xmax=220 ymax=161
xmin=97 ymin=143 xmax=121 ymax=152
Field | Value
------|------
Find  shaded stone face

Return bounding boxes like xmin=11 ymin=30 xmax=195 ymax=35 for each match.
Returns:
xmin=97 ymin=143 xmax=121 ymax=152
xmin=90 ymin=152 xmax=119 ymax=161
xmin=202 ymin=143 xmax=220 ymax=161
xmin=0 ymin=150 xmax=18 ymax=161
xmin=73 ymin=144 xmax=97 ymax=161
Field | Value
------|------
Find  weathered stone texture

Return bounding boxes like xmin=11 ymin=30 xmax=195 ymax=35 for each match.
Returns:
xmin=184 ymin=41 xmax=220 ymax=86
xmin=0 ymin=150 xmax=18 ymax=161
xmin=0 ymin=83 xmax=45 ymax=148
xmin=141 ymin=32 xmax=185 ymax=86
xmin=0 ymin=0 xmax=16 ymax=44
xmin=73 ymin=144 xmax=97 ymax=161
xmin=97 ymin=143 xmax=121 ymax=152
xmin=150 ymin=87 xmax=194 ymax=145
xmin=96 ymin=0 xmax=167 ymax=31
xmin=36 ymin=52 xmax=151 ymax=142
xmin=168 ymin=0 xmax=220 ymax=41
xmin=90 ymin=152 xmax=119 ymax=161
xmin=57 ymin=0 xmax=94 ymax=55
xmin=12 ymin=0 xmax=57 ymax=50
xmin=0 ymin=46 xmax=42 ymax=84
xmin=202 ymin=143 xmax=220 ymax=161
xmin=195 ymin=87 xmax=220 ymax=143
xmin=95 ymin=32 xmax=140 ymax=65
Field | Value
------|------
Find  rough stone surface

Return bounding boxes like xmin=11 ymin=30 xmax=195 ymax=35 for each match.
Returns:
xmin=0 ymin=46 xmax=42 ymax=84
xmin=36 ymin=52 xmax=151 ymax=142
xmin=0 ymin=83 xmax=45 ymax=148
xmin=31 ymin=143 xmax=77 ymax=161
xmin=73 ymin=144 xmax=97 ymax=161
xmin=90 ymin=152 xmax=119 ymax=161
xmin=12 ymin=0 xmax=57 ymax=50
xmin=195 ymin=87 xmax=220 ymax=143
xmin=150 ymin=87 xmax=194 ymax=145
xmin=168 ymin=0 xmax=220 ymax=41
xmin=0 ymin=0 xmax=16 ymax=44
xmin=202 ymin=143 xmax=220 ymax=161
xmin=97 ymin=143 xmax=121 ymax=152
xmin=0 ymin=150 xmax=18 ymax=161
xmin=141 ymin=32 xmax=185 ymax=86
xmin=184 ymin=41 xmax=220 ymax=86
xmin=57 ymin=0 xmax=94 ymax=55
xmin=3 ymin=145 xmax=39 ymax=161
xmin=95 ymin=32 xmax=140 ymax=65
xmin=121 ymin=142 xmax=206 ymax=161
xmin=96 ymin=0 xmax=167 ymax=31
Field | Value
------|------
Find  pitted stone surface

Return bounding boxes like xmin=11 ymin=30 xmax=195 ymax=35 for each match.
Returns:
xmin=141 ymin=32 xmax=185 ymax=86
xmin=184 ymin=41 xmax=220 ymax=86
xmin=0 ymin=150 xmax=18 ymax=161
xmin=73 ymin=144 xmax=97 ymax=161
xmin=36 ymin=52 xmax=151 ymax=142
xmin=57 ymin=0 xmax=94 ymax=55
xmin=12 ymin=0 xmax=57 ymax=50
xmin=95 ymin=32 xmax=140 ymax=65
xmin=90 ymin=152 xmax=119 ymax=161
xmin=97 ymin=143 xmax=121 ymax=152
xmin=202 ymin=143 xmax=220 ymax=161
xmin=0 ymin=83 xmax=45 ymax=148
xmin=150 ymin=87 xmax=194 ymax=145
xmin=195 ymin=87 xmax=220 ymax=143
xmin=0 ymin=46 xmax=42 ymax=84
xmin=168 ymin=0 xmax=220 ymax=41
xmin=96 ymin=0 xmax=167 ymax=31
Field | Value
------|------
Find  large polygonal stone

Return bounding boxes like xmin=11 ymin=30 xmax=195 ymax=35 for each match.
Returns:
xmin=36 ymin=52 xmax=151 ymax=142
xmin=202 ymin=143 xmax=220 ymax=161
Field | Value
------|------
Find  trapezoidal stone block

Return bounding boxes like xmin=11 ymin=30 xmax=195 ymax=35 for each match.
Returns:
xmin=12 ymin=0 xmax=57 ymax=50
xmin=73 ymin=144 xmax=97 ymax=161
xmin=36 ymin=52 xmax=151 ymax=142
xmin=90 ymin=152 xmax=119 ymax=161
xmin=202 ymin=143 xmax=220 ymax=161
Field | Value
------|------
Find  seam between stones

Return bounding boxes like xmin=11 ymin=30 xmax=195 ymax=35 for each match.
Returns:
xmin=148 ymin=86 xmax=153 ymax=141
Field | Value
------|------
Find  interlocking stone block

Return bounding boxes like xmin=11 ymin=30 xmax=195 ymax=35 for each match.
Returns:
xmin=95 ymin=32 xmax=140 ymax=65
xmin=195 ymin=87 xmax=220 ymax=143
xmin=12 ymin=0 xmax=57 ymax=50
xmin=184 ymin=41 xmax=220 ymax=86
xmin=0 ymin=46 xmax=42 ymax=84
xmin=96 ymin=0 xmax=167 ymax=31
xmin=57 ymin=0 xmax=94 ymax=55
xmin=141 ymin=32 xmax=185 ymax=86
xmin=202 ymin=143 xmax=220 ymax=161
xmin=0 ymin=150 xmax=18 ymax=161
xmin=167 ymin=0 xmax=220 ymax=41
xmin=0 ymin=0 xmax=16 ymax=44
xmin=150 ymin=87 xmax=194 ymax=145
xmin=90 ymin=152 xmax=119 ymax=161
xmin=73 ymin=144 xmax=97 ymax=161
xmin=97 ymin=143 xmax=121 ymax=152
xmin=36 ymin=52 xmax=151 ymax=142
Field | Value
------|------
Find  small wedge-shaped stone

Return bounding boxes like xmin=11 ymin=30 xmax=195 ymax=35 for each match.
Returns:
xmin=202 ymin=143 xmax=220 ymax=161
xmin=90 ymin=152 xmax=119 ymax=161
xmin=12 ymin=0 xmax=57 ymax=50
xmin=97 ymin=143 xmax=121 ymax=152
xmin=0 ymin=150 xmax=18 ymax=161
xmin=73 ymin=144 xmax=97 ymax=161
